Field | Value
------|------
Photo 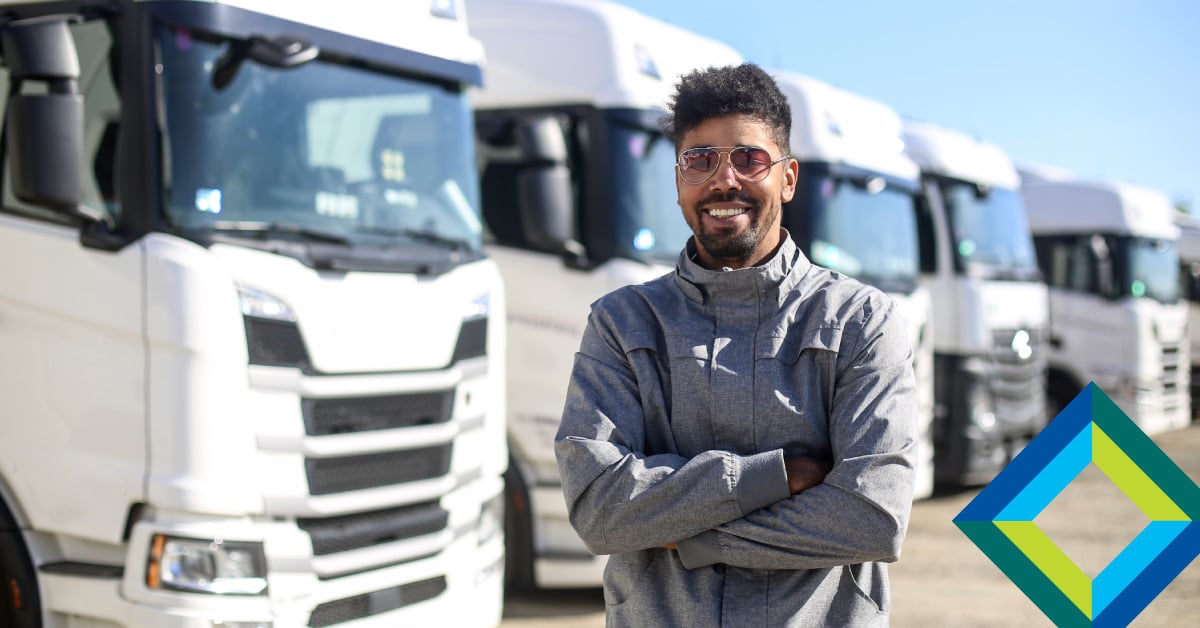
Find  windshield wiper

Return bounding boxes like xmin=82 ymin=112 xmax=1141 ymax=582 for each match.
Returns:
xmin=208 ymin=221 xmax=351 ymax=245
xmin=355 ymin=225 xmax=470 ymax=251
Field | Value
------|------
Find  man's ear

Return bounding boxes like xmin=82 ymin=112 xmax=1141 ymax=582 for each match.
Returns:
xmin=780 ymin=157 xmax=799 ymax=203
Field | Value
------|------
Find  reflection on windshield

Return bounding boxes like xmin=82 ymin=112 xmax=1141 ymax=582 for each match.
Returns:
xmin=156 ymin=24 xmax=482 ymax=251
xmin=1119 ymin=236 xmax=1180 ymax=303
xmin=608 ymin=119 xmax=692 ymax=263
xmin=943 ymin=183 xmax=1038 ymax=275
xmin=808 ymin=175 xmax=918 ymax=289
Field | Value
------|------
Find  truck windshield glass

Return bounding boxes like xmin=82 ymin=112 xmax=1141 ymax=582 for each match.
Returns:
xmin=806 ymin=173 xmax=918 ymax=292
xmin=607 ymin=116 xmax=693 ymax=263
xmin=942 ymin=182 xmax=1039 ymax=278
xmin=1117 ymin=236 xmax=1180 ymax=303
xmin=156 ymin=25 xmax=482 ymax=252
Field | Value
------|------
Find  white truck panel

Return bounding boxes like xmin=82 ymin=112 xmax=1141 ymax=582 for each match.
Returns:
xmin=1021 ymin=178 xmax=1180 ymax=239
xmin=903 ymin=120 xmax=1021 ymax=189
xmin=216 ymin=0 xmax=485 ymax=67
xmin=467 ymin=0 xmax=741 ymax=109
xmin=0 ymin=214 xmax=145 ymax=544
xmin=774 ymin=71 xmax=918 ymax=181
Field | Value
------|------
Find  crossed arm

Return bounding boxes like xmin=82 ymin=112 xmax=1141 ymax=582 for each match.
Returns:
xmin=554 ymin=298 xmax=917 ymax=570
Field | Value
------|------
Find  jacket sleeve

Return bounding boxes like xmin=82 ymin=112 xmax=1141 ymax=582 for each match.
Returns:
xmin=675 ymin=294 xmax=918 ymax=569
xmin=555 ymin=299 xmax=792 ymax=556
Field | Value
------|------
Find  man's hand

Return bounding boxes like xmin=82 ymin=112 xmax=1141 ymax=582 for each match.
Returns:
xmin=784 ymin=455 xmax=832 ymax=495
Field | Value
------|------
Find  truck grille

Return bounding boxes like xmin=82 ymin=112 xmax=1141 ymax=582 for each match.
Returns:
xmin=297 ymin=500 xmax=448 ymax=556
xmin=1160 ymin=340 xmax=1187 ymax=416
xmin=305 ymin=445 xmax=452 ymax=495
xmin=302 ymin=391 xmax=454 ymax=435
xmin=245 ymin=316 xmax=311 ymax=369
xmin=451 ymin=317 xmax=488 ymax=363
xmin=307 ymin=576 xmax=446 ymax=627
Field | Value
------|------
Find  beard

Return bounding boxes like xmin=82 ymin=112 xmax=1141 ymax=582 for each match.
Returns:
xmin=691 ymin=191 xmax=776 ymax=263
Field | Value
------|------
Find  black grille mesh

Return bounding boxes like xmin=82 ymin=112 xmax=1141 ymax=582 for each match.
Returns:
xmin=245 ymin=316 xmax=311 ymax=368
xmin=302 ymin=391 xmax=454 ymax=436
xmin=307 ymin=576 xmax=446 ymax=627
xmin=297 ymin=501 xmax=449 ymax=556
xmin=305 ymin=445 xmax=452 ymax=495
xmin=451 ymin=317 xmax=488 ymax=363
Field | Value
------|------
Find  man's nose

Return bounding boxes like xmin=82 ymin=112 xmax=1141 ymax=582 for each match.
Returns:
xmin=709 ymin=154 xmax=742 ymax=190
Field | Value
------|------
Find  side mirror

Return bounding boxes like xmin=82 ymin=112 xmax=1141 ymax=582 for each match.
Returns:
xmin=1089 ymin=234 xmax=1117 ymax=299
xmin=1 ymin=15 xmax=86 ymax=213
xmin=514 ymin=115 xmax=582 ymax=259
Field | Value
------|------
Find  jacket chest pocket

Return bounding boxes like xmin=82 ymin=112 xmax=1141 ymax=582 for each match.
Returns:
xmin=753 ymin=325 xmax=843 ymax=454
xmin=662 ymin=333 xmax=714 ymax=453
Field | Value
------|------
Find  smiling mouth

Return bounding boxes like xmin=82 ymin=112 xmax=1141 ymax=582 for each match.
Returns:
xmin=707 ymin=207 xmax=747 ymax=218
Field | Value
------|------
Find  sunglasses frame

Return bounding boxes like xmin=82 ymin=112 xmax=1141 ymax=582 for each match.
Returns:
xmin=675 ymin=145 xmax=790 ymax=184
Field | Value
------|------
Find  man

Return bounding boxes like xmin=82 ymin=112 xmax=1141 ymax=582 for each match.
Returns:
xmin=554 ymin=63 xmax=918 ymax=627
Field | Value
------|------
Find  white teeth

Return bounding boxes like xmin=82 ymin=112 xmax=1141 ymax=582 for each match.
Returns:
xmin=708 ymin=208 xmax=746 ymax=218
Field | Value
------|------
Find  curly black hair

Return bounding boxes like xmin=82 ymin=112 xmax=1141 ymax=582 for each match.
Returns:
xmin=662 ymin=62 xmax=791 ymax=156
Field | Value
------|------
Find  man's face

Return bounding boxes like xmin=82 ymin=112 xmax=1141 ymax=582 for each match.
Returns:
xmin=675 ymin=113 xmax=797 ymax=270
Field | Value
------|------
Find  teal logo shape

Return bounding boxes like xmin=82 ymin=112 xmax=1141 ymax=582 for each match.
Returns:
xmin=954 ymin=383 xmax=1200 ymax=627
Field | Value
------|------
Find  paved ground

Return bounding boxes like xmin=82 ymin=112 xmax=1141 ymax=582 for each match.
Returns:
xmin=500 ymin=422 xmax=1200 ymax=627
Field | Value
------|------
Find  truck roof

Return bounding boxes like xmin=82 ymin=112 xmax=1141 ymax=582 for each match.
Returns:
xmin=901 ymin=120 xmax=1021 ymax=190
xmin=1020 ymin=170 xmax=1180 ymax=239
xmin=465 ymin=0 xmax=742 ymax=110
xmin=195 ymin=0 xmax=485 ymax=68
xmin=772 ymin=71 xmax=918 ymax=182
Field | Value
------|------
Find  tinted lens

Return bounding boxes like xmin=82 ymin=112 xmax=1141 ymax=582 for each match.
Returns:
xmin=679 ymin=148 xmax=719 ymax=174
xmin=724 ymin=150 xmax=772 ymax=181
xmin=730 ymin=147 xmax=772 ymax=172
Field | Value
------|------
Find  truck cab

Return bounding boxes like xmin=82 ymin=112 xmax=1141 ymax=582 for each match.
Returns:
xmin=771 ymin=72 xmax=936 ymax=500
xmin=1021 ymin=169 xmax=1190 ymax=434
xmin=0 ymin=1 xmax=506 ymax=625
xmin=903 ymin=121 xmax=1049 ymax=487
xmin=465 ymin=0 xmax=741 ymax=589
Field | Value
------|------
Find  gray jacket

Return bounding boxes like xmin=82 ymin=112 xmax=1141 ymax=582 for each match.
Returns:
xmin=555 ymin=235 xmax=918 ymax=627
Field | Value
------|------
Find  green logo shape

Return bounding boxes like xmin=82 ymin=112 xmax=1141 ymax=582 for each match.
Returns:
xmin=954 ymin=383 xmax=1200 ymax=627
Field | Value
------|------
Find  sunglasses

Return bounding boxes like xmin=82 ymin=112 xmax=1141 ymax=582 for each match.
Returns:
xmin=676 ymin=146 xmax=789 ymax=184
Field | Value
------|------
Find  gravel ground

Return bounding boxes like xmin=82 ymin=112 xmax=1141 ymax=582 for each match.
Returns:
xmin=501 ymin=421 xmax=1200 ymax=627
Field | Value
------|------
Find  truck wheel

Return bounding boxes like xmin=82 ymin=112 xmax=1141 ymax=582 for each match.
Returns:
xmin=1046 ymin=373 xmax=1078 ymax=425
xmin=0 ymin=504 xmax=40 ymax=628
xmin=503 ymin=461 xmax=536 ymax=593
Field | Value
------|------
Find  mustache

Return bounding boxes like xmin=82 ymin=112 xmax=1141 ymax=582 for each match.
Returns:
xmin=696 ymin=190 xmax=759 ymax=208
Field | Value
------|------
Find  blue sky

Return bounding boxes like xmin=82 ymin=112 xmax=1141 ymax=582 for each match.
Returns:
xmin=607 ymin=0 xmax=1200 ymax=209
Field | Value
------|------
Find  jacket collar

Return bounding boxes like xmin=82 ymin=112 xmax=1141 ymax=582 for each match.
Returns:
xmin=673 ymin=229 xmax=812 ymax=306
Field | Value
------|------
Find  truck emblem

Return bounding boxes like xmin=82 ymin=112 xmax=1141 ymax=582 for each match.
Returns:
xmin=1012 ymin=329 xmax=1033 ymax=360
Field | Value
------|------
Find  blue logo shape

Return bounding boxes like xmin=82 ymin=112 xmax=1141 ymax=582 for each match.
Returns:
xmin=954 ymin=383 xmax=1200 ymax=626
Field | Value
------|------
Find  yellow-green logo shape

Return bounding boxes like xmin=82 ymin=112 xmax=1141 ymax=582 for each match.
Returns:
xmin=954 ymin=383 xmax=1200 ymax=627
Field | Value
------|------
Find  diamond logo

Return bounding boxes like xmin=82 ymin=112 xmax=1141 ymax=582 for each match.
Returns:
xmin=954 ymin=383 xmax=1200 ymax=626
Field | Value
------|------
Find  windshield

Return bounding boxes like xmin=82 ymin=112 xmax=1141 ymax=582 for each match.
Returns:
xmin=1116 ymin=236 xmax=1180 ymax=303
xmin=607 ymin=113 xmax=693 ymax=264
xmin=802 ymin=172 xmax=919 ymax=292
xmin=156 ymin=24 xmax=482 ymax=252
xmin=942 ymin=182 xmax=1039 ymax=278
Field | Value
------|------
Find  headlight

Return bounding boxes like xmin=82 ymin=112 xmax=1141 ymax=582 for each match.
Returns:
xmin=147 ymin=535 xmax=268 ymax=596
xmin=478 ymin=494 xmax=504 ymax=546
xmin=238 ymin=285 xmax=295 ymax=322
xmin=967 ymin=381 xmax=996 ymax=434
xmin=464 ymin=291 xmax=491 ymax=320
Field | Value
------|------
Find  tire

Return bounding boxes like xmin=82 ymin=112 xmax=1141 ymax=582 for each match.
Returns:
xmin=0 ymin=503 xmax=40 ymax=628
xmin=503 ymin=460 xmax=536 ymax=593
xmin=1046 ymin=372 xmax=1078 ymax=426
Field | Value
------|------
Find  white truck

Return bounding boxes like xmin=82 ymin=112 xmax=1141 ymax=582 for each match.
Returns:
xmin=770 ymin=72 xmax=935 ymax=500
xmin=0 ymin=1 xmax=507 ymax=626
xmin=1176 ymin=213 xmax=1200 ymax=419
xmin=902 ymin=121 xmax=1049 ymax=487
xmin=465 ymin=0 xmax=741 ymax=589
xmin=1021 ymin=168 xmax=1190 ymax=434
